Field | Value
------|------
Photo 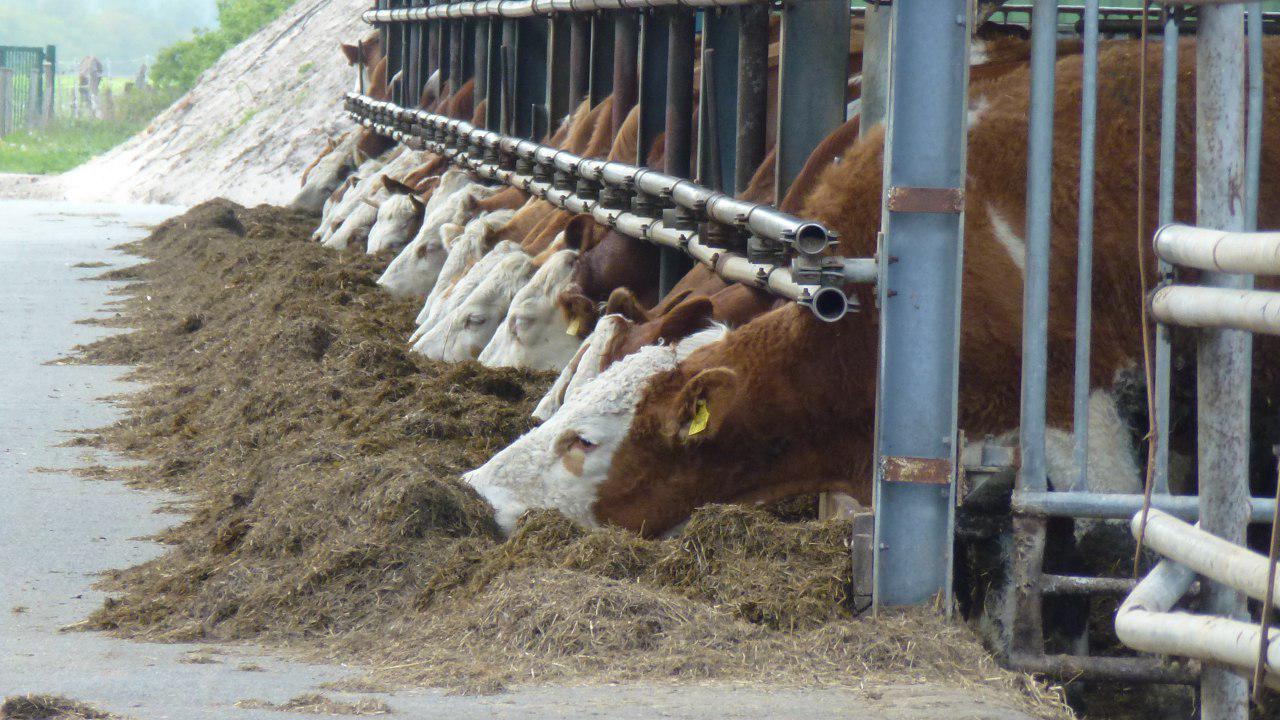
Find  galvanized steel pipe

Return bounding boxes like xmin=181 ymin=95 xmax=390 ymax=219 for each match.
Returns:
xmin=345 ymin=94 xmax=860 ymax=320
xmin=363 ymin=0 xmax=765 ymax=24
xmin=1154 ymin=224 xmax=1280 ymax=276
xmin=1150 ymin=285 xmax=1280 ymax=336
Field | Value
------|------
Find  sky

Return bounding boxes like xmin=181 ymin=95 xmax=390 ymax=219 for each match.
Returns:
xmin=0 ymin=0 xmax=219 ymax=76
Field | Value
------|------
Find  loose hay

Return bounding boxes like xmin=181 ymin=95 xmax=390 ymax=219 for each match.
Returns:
xmin=235 ymin=694 xmax=392 ymax=716
xmin=0 ymin=696 xmax=116 ymax=720
xmin=71 ymin=201 xmax=1072 ymax=719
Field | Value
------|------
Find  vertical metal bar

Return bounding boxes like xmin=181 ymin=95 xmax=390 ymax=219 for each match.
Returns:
xmin=612 ymin=12 xmax=639 ymax=137
xmin=548 ymin=15 xmax=573 ymax=130
xmin=439 ymin=19 xmax=453 ymax=96
xmin=407 ymin=7 xmax=421 ymax=106
xmin=475 ymin=19 xmax=489 ymax=102
xmin=569 ymin=16 xmax=591 ymax=108
xmin=773 ymin=0 xmax=848 ymax=202
xmin=1245 ymin=3 xmax=1263 ymax=234
xmin=1019 ymin=0 xmax=1056 ymax=498
xmin=698 ymin=9 xmax=738 ymax=194
xmin=734 ymin=4 xmax=768 ymax=195
xmin=659 ymin=9 xmax=696 ymax=297
xmin=1009 ymin=0 xmax=1058 ymax=660
xmin=461 ymin=19 xmax=475 ymax=82
xmin=1197 ymin=6 xmax=1251 ymax=720
xmin=515 ymin=18 xmax=549 ymax=139
xmin=871 ymin=0 xmax=969 ymax=608
xmin=1070 ymin=0 xmax=1099 ymax=494
xmin=486 ymin=20 xmax=502 ymax=129
xmin=858 ymin=1 xmax=890 ymax=134
xmin=1153 ymin=9 xmax=1180 ymax=498
xmin=589 ymin=13 xmax=615 ymax=106
xmin=638 ymin=10 xmax=670 ymax=165
xmin=500 ymin=20 xmax=517 ymax=134
xmin=450 ymin=20 xmax=465 ymax=97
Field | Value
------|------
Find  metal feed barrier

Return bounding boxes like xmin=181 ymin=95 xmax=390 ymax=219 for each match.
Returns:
xmin=346 ymin=1 xmax=1280 ymax=712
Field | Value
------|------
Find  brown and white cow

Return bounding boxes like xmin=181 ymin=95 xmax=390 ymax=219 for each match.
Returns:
xmin=465 ymin=39 xmax=1280 ymax=536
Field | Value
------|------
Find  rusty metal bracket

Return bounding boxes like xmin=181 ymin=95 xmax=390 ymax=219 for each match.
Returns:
xmin=886 ymin=186 xmax=965 ymax=214
xmin=881 ymin=455 xmax=952 ymax=485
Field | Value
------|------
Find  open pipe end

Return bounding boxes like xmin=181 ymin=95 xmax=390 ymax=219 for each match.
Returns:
xmin=809 ymin=286 xmax=850 ymax=323
xmin=793 ymin=222 xmax=834 ymax=256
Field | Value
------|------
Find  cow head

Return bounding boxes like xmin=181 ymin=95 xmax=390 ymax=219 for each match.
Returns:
xmin=412 ymin=212 xmax=513 ymax=330
xmin=366 ymin=176 xmax=427 ymax=254
xmin=293 ymin=135 xmax=355 ymax=213
xmin=417 ymin=252 xmax=535 ymax=362
xmin=478 ymin=249 xmax=584 ymax=371
xmin=464 ymin=324 xmax=728 ymax=534
xmin=531 ymin=312 xmax=631 ymax=421
xmin=411 ymin=240 xmax=521 ymax=352
xmin=378 ymin=221 xmax=465 ymax=297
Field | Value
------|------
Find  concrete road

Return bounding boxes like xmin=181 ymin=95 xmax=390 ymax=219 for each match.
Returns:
xmin=0 ymin=200 xmax=1039 ymax=720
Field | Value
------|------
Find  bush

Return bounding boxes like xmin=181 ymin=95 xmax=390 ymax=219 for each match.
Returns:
xmin=151 ymin=0 xmax=299 ymax=90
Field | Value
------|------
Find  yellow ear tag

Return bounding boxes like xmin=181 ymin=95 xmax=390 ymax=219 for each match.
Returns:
xmin=688 ymin=399 xmax=711 ymax=436
xmin=566 ymin=317 xmax=582 ymax=336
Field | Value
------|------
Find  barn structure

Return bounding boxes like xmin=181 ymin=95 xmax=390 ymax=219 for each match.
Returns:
xmin=343 ymin=2 xmax=1280 ymax=718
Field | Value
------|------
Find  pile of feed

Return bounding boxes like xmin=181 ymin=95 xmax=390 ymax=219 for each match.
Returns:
xmin=69 ymin=200 xmax=1069 ymax=717
xmin=0 ymin=696 xmax=116 ymax=720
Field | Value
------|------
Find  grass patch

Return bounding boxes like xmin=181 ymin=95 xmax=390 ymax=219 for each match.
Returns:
xmin=0 ymin=120 xmax=143 ymax=175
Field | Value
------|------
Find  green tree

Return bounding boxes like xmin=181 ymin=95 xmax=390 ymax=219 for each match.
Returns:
xmin=150 ymin=0 xmax=298 ymax=90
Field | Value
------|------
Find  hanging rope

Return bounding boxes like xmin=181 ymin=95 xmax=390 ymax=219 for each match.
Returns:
xmin=1132 ymin=0 xmax=1161 ymax=580
xmin=1253 ymin=453 xmax=1280 ymax=708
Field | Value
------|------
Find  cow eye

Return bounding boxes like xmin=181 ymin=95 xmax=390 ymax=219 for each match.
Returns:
xmin=555 ymin=430 xmax=597 ymax=456
xmin=510 ymin=316 xmax=533 ymax=338
xmin=465 ymin=314 xmax=486 ymax=328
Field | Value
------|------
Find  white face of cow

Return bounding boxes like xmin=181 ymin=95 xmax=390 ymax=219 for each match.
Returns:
xmin=316 ymin=156 xmax=390 ymax=242
xmin=531 ymin=314 xmax=630 ymax=421
xmin=417 ymin=252 xmax=535 ymax=362
xmin=413 ymin=214 xmax=515 ymax=330
xmin=478 ymin=249 xmax=582 ymax=371
xmin=294 ymin=135 xmax=357 ymax=214
xmin=465 ymin=325 xmax=727 ymax=533
xmin=377 ymin=222 xmax=464 ymax=298
xmin=322 ymin=191 xmax=385 ymax=250
xmin=410 ymin=240 xmax=521 ymax=354
xmin=366 ymin=193 xmax=424 ymax=254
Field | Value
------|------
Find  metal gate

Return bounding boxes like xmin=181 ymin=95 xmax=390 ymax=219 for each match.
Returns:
xmin=0 ymin=45 xmax=53 ymax=135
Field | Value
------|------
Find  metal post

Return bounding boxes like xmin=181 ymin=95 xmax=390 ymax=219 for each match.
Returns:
xmin=1153 ymin=8 xmax=1180 ymax=499
xmin=1070 ymin=0 xmax=1100 ymax=493
xmin=1245 ymin=4 xmax=1263 ymax=234
xmin=0 ymin=68 xmax=12 ymax=137
xmin=26 ymin=67 xmax=38 ymax=128
xmin=475 ymin=19 xmax=489 ymax=102
xmin=450 ymin=19 xmax=466 ymax=97
xmin=612 ymin=12 xmax=639 ymax=137
xmin=42 ymin=60 xmax=53 ymax=124
xmin=734 ymin=4 xmax=767 ymax=195
xmin=698 ymin=9 xmax=738 ymax=193
xmin=1196 ymin=6 xmax=1251 ymax=720
xmin=45 ymin=45 xmax=55 ymax=124
xmin=773 ymin=0 xmax=848 ymax=201
xmin=659 ymin=9 xmax=696 ymax=296
xmin=638 ymin=10 xmax=669 ymax=164
xmin=485 ymin=20 xmax=502 ymax=129
xmin=858 ymin=1 xmax=890 ymax=134
xmin=569 ymin=16 xmax=591 ymax=108
xmin=589 ymin=13 xmax=615 ymax=106
xmin=871 ymin=0 xmax=969 ymax=608
xmin=548 ymin=15 xmax=573 ymax=129
xmin=515 ymin=18 xmax=549 ymax=139
xmin=1010 ymin=0 xmax=1058 ymax=658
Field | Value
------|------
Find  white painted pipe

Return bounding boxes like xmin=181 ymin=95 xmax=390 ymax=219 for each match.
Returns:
xmin=1116 ymin=560 xmax=1280 ymax=691
xmin=1149 ymin=284 xmax=1280 ymax=335
xmin=1132 ymin=509 xmax=1280 ymax=604
xmin=1154 ymin=224 xmax=1280 ymax=276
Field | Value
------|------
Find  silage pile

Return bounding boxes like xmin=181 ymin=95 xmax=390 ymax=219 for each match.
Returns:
xmin=69 ymin=201 xmax=1069 ymax=717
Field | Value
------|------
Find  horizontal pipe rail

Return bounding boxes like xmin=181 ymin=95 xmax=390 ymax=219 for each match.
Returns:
xmin=1133 ymin=509 xmax=1280 ymax=605
xmin=1116 ymin=519 xmax=1280 ymax=691
xmin=364 ymin=0 xmax=761 ymax=23
xmin=1149 ymin=285 xmax=1280 ymax=335
xmin=346 ymin=93 xmax=861 ymax=320
xmin=1006 ymin=652 xmax=1200 ymax=685
xmin=1013 ymin=490 xmax=1280 ymax=522
xmin=1041 ymin=573 xmax=1136 ymax=595
xmin=1154 ymin=223 xmax=1280 ymax=276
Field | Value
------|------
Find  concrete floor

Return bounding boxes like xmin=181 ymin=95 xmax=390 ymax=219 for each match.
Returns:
xmin=0 ymin=200 xmax=1038 ymax=720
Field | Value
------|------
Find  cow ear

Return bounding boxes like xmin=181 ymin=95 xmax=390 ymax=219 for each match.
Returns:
xmin=341 ymin=43 xmax=361 ymax=65
xmin=604 ymin=287 xmax=651 ymax=324
xmin=655 ymin=296 xmax=714 ymax=345
xmin=409 ymin=194 xmax=426 ymax=212
xmin=672 ymin=367 xmax=740 ymax=443
xmin=382 ymin=175 xmax=414 ymax=195
xmin=438 ymin=223 xmax=464 ymax=250
xmin=558 ymin=290 xmax=600 ymax=339
xmin=562 ymin=214 xmax=600 ymax=252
